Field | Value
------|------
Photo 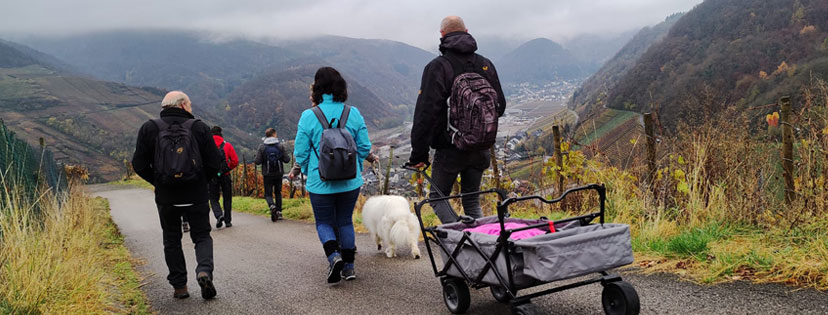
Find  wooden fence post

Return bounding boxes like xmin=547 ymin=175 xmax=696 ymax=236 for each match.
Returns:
xmin=552 ymin=125 xmax=564 ymax=194
xmin=644 ymin=113 xmax=657 ymax=186
xmin=490 ymin=146 xmax=501 ymax=191
xmin=242 ymin=155 xmax=248 ymax=196
xmin=780 ymin=96 xmax=796 ymax=204
xmin=289 ymin=155 xmax=296 ymax=198
xmin=383 ymin=146 xmax=393 ymax=195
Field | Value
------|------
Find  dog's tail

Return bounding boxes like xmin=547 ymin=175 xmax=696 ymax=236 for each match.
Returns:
xmin=390 ymin=219 xmax=410 ymax=250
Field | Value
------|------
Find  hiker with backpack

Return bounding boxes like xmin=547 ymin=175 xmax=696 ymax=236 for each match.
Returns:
xmin=131 ymin=91 xmax=222 ymax=300
xmin=210 ymin=126 xmax=239 ymax=228
xmin=406 ymin=16 xmax=506 ymax=224
xmin=255 ymin=128 xmax=291 ymax=221
xmin=291 ymin=67 xmax=371 ymax=283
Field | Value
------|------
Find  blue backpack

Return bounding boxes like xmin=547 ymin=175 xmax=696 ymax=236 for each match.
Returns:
xmin=311 ymin=105 xmax=358 ymax=181
xmin=264 ymin=143 xmax=282 ymax=175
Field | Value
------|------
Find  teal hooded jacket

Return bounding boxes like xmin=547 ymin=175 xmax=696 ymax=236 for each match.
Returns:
xmin=293 ymin=94 xmax=372 ymax=194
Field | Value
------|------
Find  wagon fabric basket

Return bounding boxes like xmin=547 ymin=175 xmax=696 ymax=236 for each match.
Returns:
xmin=436 ymin=216 xmax=634 ymax=287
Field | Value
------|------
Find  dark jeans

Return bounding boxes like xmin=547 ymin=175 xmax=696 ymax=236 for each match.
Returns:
xmin=429 ymin=147 xmax=490 ymax=224
xmin=209 ymin=175 xmax=232 ymax=223
xmin=309 ymin=188 xmax=359 ymax=261
xmin=157 ymin=202 xmax=214 ymax=288
xmin=264 ymin=175 xmax=282 ymax=211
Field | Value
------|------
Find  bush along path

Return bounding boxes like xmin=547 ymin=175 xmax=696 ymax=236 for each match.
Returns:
xmin=92 ymin=185 xmax=828 ymax=315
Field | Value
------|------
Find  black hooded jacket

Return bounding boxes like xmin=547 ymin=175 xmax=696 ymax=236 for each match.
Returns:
xmin=408 ymin=32 xmax=506 ymax=165
xmin=132 ymin=107 xmax=222 ymax=205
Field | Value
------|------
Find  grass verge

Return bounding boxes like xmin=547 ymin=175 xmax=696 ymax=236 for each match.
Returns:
xmin=0 ymin=186 xmax=151 ymax=314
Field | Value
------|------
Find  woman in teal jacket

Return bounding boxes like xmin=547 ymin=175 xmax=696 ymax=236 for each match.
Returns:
xmin=292 ymin=67 xmax=371 ymax=283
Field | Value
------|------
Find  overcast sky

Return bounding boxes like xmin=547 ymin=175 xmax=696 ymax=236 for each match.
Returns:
xmin=0 ymin=0 xmax=703 ymax=50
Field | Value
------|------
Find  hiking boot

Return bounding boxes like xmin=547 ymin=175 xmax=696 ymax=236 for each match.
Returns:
xmin=342 ymin=263 xmax=356 ymax=281
xmin=276 ymin=211 xmax=283 ymax=220
xmin=173 ymin=287 xmax=189 ymax=299
xmin=216 ymin=216 xmax=224 ymax=228
xmin=196 ymin=272 xmax=217 ymax=300
xmin=327 ymin=253 xmax=344 ymax=284
xmin=182 ymin=222 xmax=190 ymax=233
xmin=269 ymin=205 xmax=277 ymax=222
xmin=225 ymin=222 xmax=232 ymax=228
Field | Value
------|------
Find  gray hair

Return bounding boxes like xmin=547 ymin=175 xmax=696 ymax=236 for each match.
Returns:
xmin=161 ymin=91 xmax=190 ymax=108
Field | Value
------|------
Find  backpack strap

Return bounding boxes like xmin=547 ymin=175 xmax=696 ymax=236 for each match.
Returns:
xmin=337 ymin=105 xmax=351 ymax=128
xmin=311 ymin=106 xmax=331 ymax=129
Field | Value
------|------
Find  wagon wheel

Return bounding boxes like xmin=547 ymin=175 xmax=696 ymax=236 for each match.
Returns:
xmin=490 ymin=285 xmax=516 ymax=303
xmin=601 ymin=281 xmax=640 ymax=315
xmin=442 ymin=278 xmax=471 ymax=314
xmin=511 ymin=302 xmax=540 ymax=315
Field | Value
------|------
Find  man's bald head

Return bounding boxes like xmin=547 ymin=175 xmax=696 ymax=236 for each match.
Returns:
xmin=161 ymin=91 xmax=192 ymax=113
xmin=440 ymin=16 xmax=467 ymax=36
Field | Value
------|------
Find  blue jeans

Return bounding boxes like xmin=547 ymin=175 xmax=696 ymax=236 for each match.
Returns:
xmin=309 ymin=188 xmax=360 ymax=255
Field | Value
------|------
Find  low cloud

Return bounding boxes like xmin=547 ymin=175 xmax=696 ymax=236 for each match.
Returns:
xmin=0 ymin=0 xmax=702 ymax=49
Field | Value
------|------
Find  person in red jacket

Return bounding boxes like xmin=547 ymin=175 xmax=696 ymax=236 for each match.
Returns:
xmin=210 ymin=126 xmax=239 ymax=228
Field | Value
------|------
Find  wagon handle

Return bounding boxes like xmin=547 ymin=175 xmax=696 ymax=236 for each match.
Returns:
xmin=500 ymin=184 xmax=606 ymax=225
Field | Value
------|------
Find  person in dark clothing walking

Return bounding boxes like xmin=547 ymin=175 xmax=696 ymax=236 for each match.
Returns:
xmin=255 ymin=128 xmax=291 ymax=222
xmin=407 ymin=16 xmax=507 ymax=224
xmin=209 ymin=126 xmax=239 ymax=228
xmin=132 ymin=91 xmax=222 ymax=300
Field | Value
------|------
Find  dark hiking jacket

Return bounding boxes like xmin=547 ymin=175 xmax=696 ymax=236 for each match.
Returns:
xmin=132 ymin=107 xmax=222 ymax=205
xmin=255 ymin=137 xmax=291 ymax=177
xmin=408 ymin=31 xmax=507 ymax=165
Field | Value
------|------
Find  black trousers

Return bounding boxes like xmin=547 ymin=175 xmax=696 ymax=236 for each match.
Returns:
xmin=209 ymin=175 xmax=233 ymax=223
xmin=429 ymin=147 xmax=490 ymax=224
xmin=157 ymin=202 xmax=214 ymax=288
xmin=264 ymin=175 xmax=282 ymax=211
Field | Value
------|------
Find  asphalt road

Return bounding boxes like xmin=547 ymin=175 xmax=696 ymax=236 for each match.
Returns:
xmin=92 ymin=186 xmax=828 ymax=315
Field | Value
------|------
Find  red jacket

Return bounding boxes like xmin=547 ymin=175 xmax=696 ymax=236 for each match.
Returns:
xmin=213 ymin=135 xmax=239 ymax=173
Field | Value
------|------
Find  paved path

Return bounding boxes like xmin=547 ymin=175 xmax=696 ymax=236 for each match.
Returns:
xmin=92 ymin=186 xmax=828 ymax=315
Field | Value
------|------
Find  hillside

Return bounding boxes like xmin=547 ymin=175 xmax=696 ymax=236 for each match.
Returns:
xmin=497 ymin=38 xmax=591 ymax=85
xmin=605 ymin=0 xmax=828 ymax=130
xmin=20 ymin=31 xmax=302 ymax=107
xmin=0 ymin=40 xmax=257 ymax=181
xmin=224 ymin=64 xmax=403 ymax=139
xmin=568 ymin=13 xmax=683 ymax=117
xmin=279 ymin=36 xmax=435 ymax=107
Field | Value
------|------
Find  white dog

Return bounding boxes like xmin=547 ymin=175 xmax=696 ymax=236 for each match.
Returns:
xmin=361 ymin=195 xmax=421 ymax=259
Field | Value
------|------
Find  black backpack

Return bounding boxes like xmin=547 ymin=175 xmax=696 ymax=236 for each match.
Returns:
xmin=264 ymin=143 xmax=283 ymax=175
xmin=438 ymin=54 xmax=500 ymax=151
xmin=151 ymin=118 xmax=202 ymax=185
xmin=217 ymin=141 xmax=232 ymax=174
xmin=311 ymin=106 xmax=358 ymax=181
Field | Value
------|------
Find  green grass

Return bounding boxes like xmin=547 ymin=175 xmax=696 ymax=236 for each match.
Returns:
xmin=109 ymin=176 xmax=154 ymax=190
xmin=95 ymin=198 xmax=152 ymax=314
xmin=232 ymin=196 xmax=315 ymax=222
xmin=577 ymin=109 xmax=638 ymax=146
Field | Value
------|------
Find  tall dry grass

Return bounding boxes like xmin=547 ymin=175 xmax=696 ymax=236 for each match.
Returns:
xmin=0 ymin=181 xmax=149 ymax=314
xmin=506 ymin=79 xmax=828 ymax=289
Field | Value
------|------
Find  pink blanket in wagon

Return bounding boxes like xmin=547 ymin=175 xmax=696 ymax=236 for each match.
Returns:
xmin=463 ymin=222 xmax=547 ymax=240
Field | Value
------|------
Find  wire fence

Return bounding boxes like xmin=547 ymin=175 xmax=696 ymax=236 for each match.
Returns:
xmin=0 ymin=120 xmax=66 ymax=213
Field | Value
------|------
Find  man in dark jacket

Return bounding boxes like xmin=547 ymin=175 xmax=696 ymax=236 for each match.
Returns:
xmin=255 ymin=128 xmax=291 ymax=222
xmin=209 ymin=126 xmax=239 ymax=228
xmin=407 ymin=16 xmax=506 ymax=224
xmin=132 ymin=91 xmax=222 ymax=300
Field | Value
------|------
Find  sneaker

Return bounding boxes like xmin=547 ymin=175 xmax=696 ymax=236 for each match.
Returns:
xmin=196 ymin=272 xmax=217 ymax=300
xmin=216 ymin=216 xmax=224 ymax=228
xmin=276 ymin=211 xmax=283 ymax=220
xmin=173 ymin=287 xmax=190 ymax=299
xmin=270 ymin=205 xmax=277 ymax=222
xmin=342 ymin=263 xmax=356 ymax=281
xmin=225 ymin=222 xmax=232 ymax=228
xmin=327 ymin=254 xmax=344 ymax=284
xmin=182 ymin=222 xmax=190 ymax=233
